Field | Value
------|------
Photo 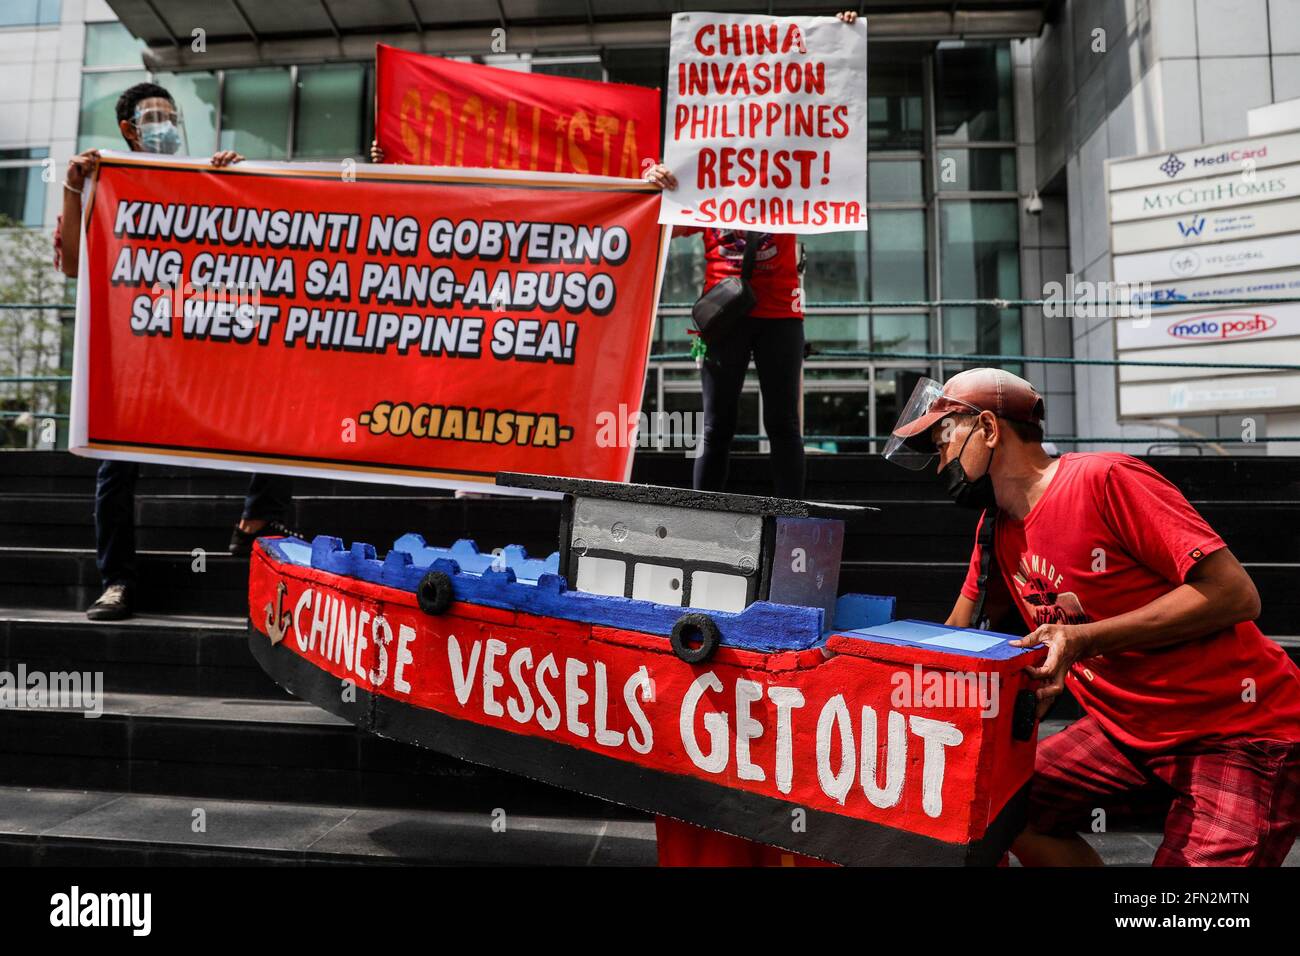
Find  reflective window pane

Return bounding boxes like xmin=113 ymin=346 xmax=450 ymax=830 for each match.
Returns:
xmin=935 ymin=44 xmax=1013 ymax=142
xmin=533 ymin=58 xmax=605 ymax=81
xmin=939 ymin=200 xmax=1020 ymax=299
xmin=803 ymin=314 xmax=870 ymax=350
xmin=154 ymin=71 xmax=219 ymax=158
xmin=661 ymin=236 xmax=704 ymax=307
xmin=805 ymin=390 xmax=870 ymax=449
xmin=603 ymin=47 xmax=667 ymax=91
xmin=0 ymin=148 xmax=49 ymax=160
xmin=872 ymin=313 xmax=929 ymax=353
xmin=869 ymin=209 xmax=926 ymax=302
xmin=868 ymin=161 xmax=923 ymax=202
xmin=943 ymin=307 xmax=1022 ymax=356
xmin=867 ymin=58 xmax=923 ymax=150
xmin=220 ymin=68 xmax=292 ymax=160
xmin=294 ymin=64 xmax=366 ymax=159
xmin=83 ymin=21 xmax=144 ymax=67
xmin=938 ymin=149 xmax=1016 ymax=192
xmin=0 ymin=165 xmax=47 ymax=226
xmin=78 ymin=70 xmax=147 ymax=151
xmin=655 ymin=313 xmax=694 ymax=354
xmin=0 ymin=0 xmax=62 ymax=27
xmin=801 ymin=232 xmax=868 ymax=305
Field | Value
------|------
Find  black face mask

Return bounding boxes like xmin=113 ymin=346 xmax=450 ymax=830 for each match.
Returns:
xmin=940 ymin=425 xmax=996 ymax=510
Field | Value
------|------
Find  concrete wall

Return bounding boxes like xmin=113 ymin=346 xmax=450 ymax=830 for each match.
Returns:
xmin=0 ymin=0 xmax=117 ymax=229
xmin=1013 ymin=37 xmax=1076 ymax=441
xmin=1031 ymin=0 xmax=1299 ymax=453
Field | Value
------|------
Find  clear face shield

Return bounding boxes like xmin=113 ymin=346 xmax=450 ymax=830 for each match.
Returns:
xmin=133 ymin=104 xmax=187 ymax=156
xmin=882 ymin=377 xmax=982 ymax=470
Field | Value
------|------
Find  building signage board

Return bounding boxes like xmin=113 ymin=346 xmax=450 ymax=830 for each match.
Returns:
xmin=1113 ymin=233 xmax=1300 ymax=283
xmin=1108 ymin=162 xmax=1300 ymax=223
xmin=1119 ymin=374 xmax=1300 ymax=417
xmin=1106 ymin=128 xmax=1300 ymax=418
xmin=1110 ymin=198 xmax=1300 ymax=255
xmin=1107 ymin=130 xmax=1300 ymax=191
xmin=1114 ymin=303 xmax=1300 ymax=351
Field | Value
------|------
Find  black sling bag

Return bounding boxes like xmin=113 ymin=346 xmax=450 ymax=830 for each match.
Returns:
xmin=690 ymin=233 xmax=759 ymax=345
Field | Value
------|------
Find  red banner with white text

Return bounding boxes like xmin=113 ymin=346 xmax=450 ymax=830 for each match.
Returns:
xmin=70 ymin=152 xmax=669 ymax=491
xmin=375 ymin=44 xmax=662 ymax=177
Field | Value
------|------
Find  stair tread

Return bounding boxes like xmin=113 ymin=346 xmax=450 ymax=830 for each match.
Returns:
xmin=0 ymin=607 xmax=244 ymax=630
xmin=21 ymin=690 xmax=347 ymax=726
xmin=0 ymin=784 xmax=656 ymax=864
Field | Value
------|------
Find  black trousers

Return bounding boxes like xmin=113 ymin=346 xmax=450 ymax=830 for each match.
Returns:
xmin=94 ymin=462 xmax=291 ymax=588
xmin=692 ymin=317 xmax=805 ymax=498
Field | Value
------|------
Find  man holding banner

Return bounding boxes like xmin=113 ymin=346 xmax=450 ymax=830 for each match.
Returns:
xmin=68 ymin=113 xmax=668 ymax=499
xmin=59 ymin=81 xmax=298 ymax=621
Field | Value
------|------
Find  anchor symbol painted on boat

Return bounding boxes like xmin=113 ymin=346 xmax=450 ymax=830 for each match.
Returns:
xmin=264 ymin=580 xmax=291 ymax=645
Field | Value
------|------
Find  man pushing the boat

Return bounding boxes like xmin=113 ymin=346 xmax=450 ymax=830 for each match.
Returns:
xmin=886 ymin=367 xmax=1300 ymax=866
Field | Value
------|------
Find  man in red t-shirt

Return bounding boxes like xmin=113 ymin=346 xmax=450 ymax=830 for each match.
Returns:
xmin=887 ymin=367 xmax=1300 ymax=866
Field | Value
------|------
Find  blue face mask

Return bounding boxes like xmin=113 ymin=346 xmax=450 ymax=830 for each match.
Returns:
xmin=137 ymin=121 xmax=182 ymax=155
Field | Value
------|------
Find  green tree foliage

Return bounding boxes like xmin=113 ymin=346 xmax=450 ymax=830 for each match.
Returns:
xmin=0 ymin=214 xmax=70 ymax=448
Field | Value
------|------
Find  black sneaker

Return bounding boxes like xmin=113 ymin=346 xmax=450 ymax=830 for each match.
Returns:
xmin=229 ymin=519 xmax=304 ymax=556
xmin=86 ymin=584 xmax=132 ymax=621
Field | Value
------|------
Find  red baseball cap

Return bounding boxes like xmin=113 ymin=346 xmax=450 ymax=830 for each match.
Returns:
xmin=885 ymin=368 xmax=1045 ymax=468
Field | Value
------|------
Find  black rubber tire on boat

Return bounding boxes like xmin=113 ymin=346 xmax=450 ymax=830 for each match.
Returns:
xmin=670 ymin=612 xmax=720 ymax=664
xmin=417 ymin=570 xmax=455 ymax=615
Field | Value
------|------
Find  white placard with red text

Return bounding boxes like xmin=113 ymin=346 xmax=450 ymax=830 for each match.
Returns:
xmin=659 ymin=12 xmax=868 ymax=234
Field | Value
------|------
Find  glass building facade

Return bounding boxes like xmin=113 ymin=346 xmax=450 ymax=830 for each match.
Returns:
xmin=73 ymin=24 xmax=1025 ymax=452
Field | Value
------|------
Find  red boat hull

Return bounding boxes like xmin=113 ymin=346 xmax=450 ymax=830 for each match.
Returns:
xmin=249 ymin=542 xmax=1044 ymax=865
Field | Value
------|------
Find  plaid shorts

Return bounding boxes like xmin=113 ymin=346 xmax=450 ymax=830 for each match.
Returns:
xmin=1029 ymin=714 xmax=1300 ymax=866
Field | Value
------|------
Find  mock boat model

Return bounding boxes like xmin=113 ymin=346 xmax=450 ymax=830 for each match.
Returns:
xmin=248 ymin=473 xmax=1045 ymax=865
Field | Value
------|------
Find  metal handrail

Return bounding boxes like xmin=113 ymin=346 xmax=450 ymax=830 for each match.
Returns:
xmin=649 ymin=350 xmax=1300 ymax=371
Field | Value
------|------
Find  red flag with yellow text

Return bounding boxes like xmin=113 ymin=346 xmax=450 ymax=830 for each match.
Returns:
xmin=375 ymin=44 xmax=662 ymax=177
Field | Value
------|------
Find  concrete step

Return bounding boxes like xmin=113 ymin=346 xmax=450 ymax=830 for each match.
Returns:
xmin=0 ymin=546 xmax=249 ymax=616
xmin=0 ymin=785 xmax=655 ymax=866
xmin=0 ymin=690 xmax=642 ymax=817
xmin=0 ymin=608 xmax=285 ymax=700
xmin=8 ymin=451 xmax=1299 ymax=502
xmin=0 ymin=494 xmax=562 ymax=558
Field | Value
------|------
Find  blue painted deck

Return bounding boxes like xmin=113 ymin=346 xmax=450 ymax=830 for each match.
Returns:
xmin=260 ymin=535 xmax=1035 ymax=659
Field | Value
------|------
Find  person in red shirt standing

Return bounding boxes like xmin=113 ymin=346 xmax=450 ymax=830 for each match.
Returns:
xmin=887 ymin=367 xmax=1300 ymax=866
xmin=642 ymin=167 xmax=807 ymax=500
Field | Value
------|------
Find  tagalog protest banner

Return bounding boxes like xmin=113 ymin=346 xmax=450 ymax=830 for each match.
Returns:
xmin=70 ymin=152 xmax=669 ymax=491
xmin=374 ymin=44 xmax=662 ymax=177
xmin=658 ymin=12 xmax=868 ymax=233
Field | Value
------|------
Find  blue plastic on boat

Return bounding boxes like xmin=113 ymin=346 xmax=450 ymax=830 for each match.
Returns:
xmin=845 ymin=620 xmax=1027 ymax=660
xmin=259 ymin=535 xmax=926 ymax=656
xmin=390 ymin=534 xmax=560 ymax=582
